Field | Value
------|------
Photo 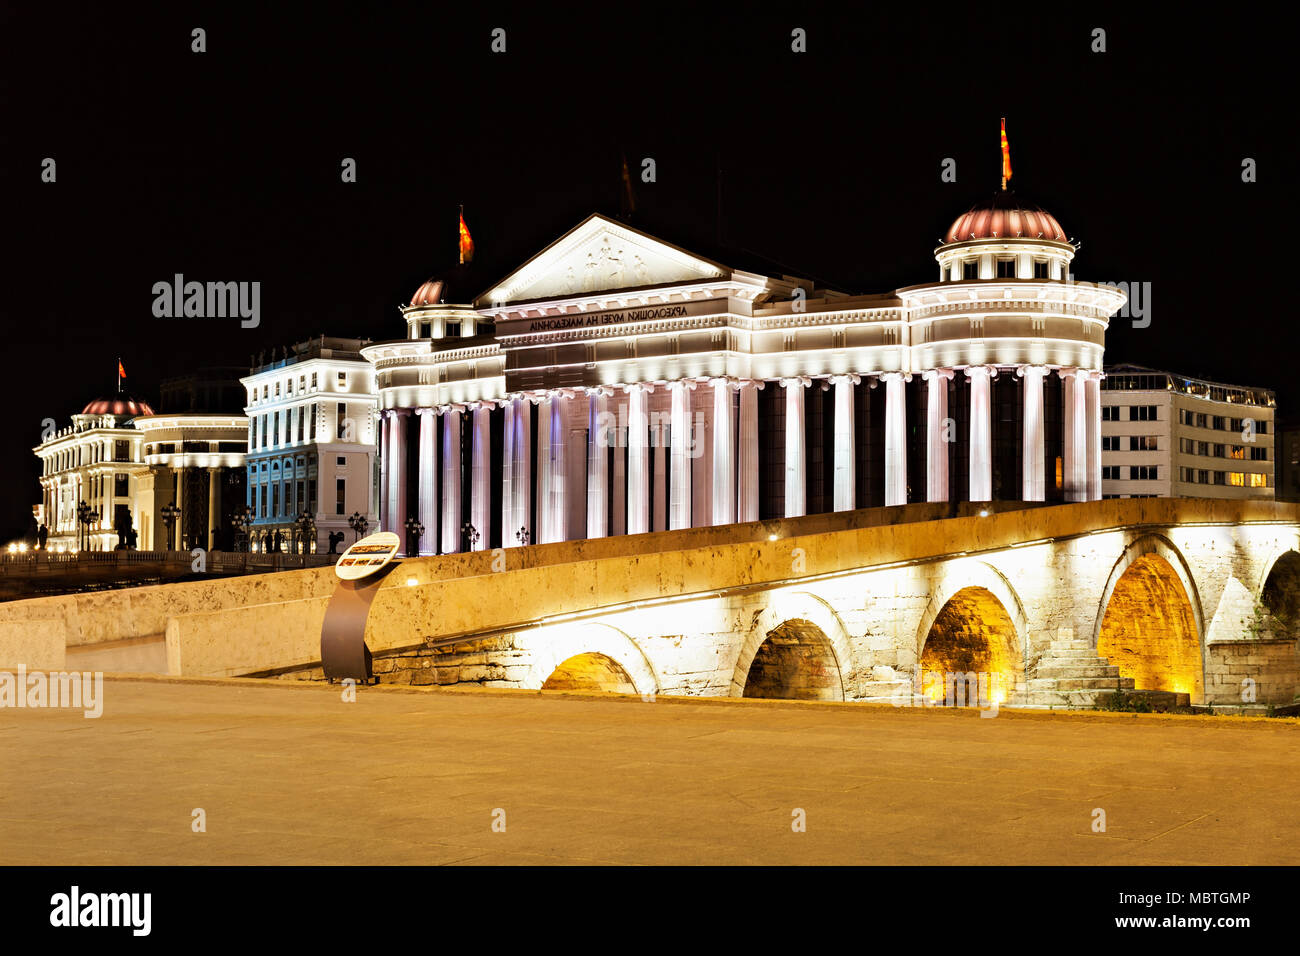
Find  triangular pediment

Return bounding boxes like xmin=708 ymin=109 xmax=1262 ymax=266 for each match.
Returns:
xmin=475 ymin=214 xmax=731 ymax=307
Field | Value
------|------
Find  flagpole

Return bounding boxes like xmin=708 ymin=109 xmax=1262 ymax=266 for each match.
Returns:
xmin=459 ymin=204 xmax=464 ymax=265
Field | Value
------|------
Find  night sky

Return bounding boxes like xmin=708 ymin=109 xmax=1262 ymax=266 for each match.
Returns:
xmin=2 ymin=6 xmax=1292 ymax=539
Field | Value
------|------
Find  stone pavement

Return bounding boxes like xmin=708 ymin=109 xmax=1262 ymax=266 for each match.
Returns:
xmin=1 ymin=677 xmax=1297 ymax=865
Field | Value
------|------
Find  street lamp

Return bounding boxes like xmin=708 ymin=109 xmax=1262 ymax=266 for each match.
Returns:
xmin=515 ymin=525 xmax=529 ymax=546
xmin=295 ymin=510 xmax=316 ymax=560
xmin=461 ymin=522 xmax=480 ymax=552
xmin=347 ymin=511 xmax=368 ymax=542
xmin=77 ymin=500 xmax=96 ymax=552
xmin=404 ymin=516 xmax=424 ymax=557
xmin=230 ymin=504 xmax=251 ymax=553
xmin=161 ymin=503 xmax=181 ymax=551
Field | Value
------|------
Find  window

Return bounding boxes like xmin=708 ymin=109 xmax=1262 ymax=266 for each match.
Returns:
xmin=996 ymin=259 xmax=1016 ymax=278
xmin=1228 ymin=472 xmax=1245 ymax=487
xmin=1228 ymin=445 xmax=1245 ymax=460
xmin=1249 ymin=473 xmax=1268 ymax=488
xmin=114 ymin=473 xmax=129 ymax=497
xmin=1197 ymin=441 xmax=1209 ymax=456
xmin=420 ymin=321 xmax=432 ymax=337
xmin=309 ymin=404 xmax=316 ymax=441
xmin=963 ymin=260 xmax=978 ymax=280
xmin=336 ymin=455 xmax=346 ymax=466
xmin=298 ymin=376 xmax=305 ymax=393
xmin=1033 ymin=260 xmax=1049 ymax=278
xmin=1102 ymin=406 xmax=1120 ymax=422
xmin=1180 ymin=467 xmax=1194 ymax=483
xmin=1130 ymin=405 xmax=1157 ymax=422
xmin=262 ymin=385 xmax=268 ymax=400
xmin=1196 ymin=413 xmax=1207 ymax=428
xmin=336 ymin=478 xmax=346 ymax=515
xmin=114 ymin=440 xmax=129 ymax=462
xmin=1132 ymin=435 xmax=1158 ymax=451
xmin=1213 ymin=443 xmax=1225 ymax=458
xmin=275 ymin=382 xmax=281 ymax=397
xmin=1251 ymin=447 xmax=1268 ymax=461
xmin=1257 ymin=420 xmax=1269 ymax=434
xmin=297 ymin=407 xmax=305 ymax=443
xmin=311 ymin=372 xmax=318 ymax=390
xmin=1102 ymin=465 xmax=1122 ymax=480
xmin=1212 ymin=416 xmax=1224 ymax=430
xmin=1180 ymin=438 xmax=1193 ymax=454
xmin=1102 ymin=435 xmax=1121 ymax=451
xmin=445 ymin=320 xmax=462 ymax=337
xmin=1131 ymin=465 xmax=1158 ymax=480
xmin=337 ymin=403 xmax=348 ymax=440
xmin=287 ymin=379 xmax=294 ymax=396
xmin=251 ymin=419 xmax=258 ymax=448
xmin=1213 ymin=471 xmax=1226 ymax=486
xmin=337 ymin=371 xmax=347 ymax=387
xmin=1198 ymin=470 xmax=1209 ymax=484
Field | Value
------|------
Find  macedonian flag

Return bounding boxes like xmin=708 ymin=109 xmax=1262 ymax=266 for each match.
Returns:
xmin=1000 ymin=117 xmax=1012 ymax=188
xmin=458 ymin=209 xmax=474 ymax=265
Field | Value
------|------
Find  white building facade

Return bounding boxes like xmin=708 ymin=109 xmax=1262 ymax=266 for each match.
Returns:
xmin=368 ymin=200 xmax=1126 ymax=554
xmin=1100 ymin=364 xmax=1275 ymax=500
xmin=241 ymin=337 xmax=379 ymax=553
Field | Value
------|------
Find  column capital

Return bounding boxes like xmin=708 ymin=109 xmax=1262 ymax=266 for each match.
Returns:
xmin=669 ymin=379 xmax=698 ymax=391
xmin=622 ymin=382 xmax=656 ymax=395
xmin=963 ymin=364 xmax=999 ymax=381
xmin=921 ymin=367 xmax=955 ymax=382
xmin=585 ymin=385 xmax=615 ymax=397
xmin=734 ymin=379 xmax=765 ymax=392
xmin=877 ymin=371 xmax=912 ymax=384
xmin=826 ymin=373 xmax=861 ymax=387
xmin=1016 ymin=364 xmax=1049 ymax=378
xmin=779 ymin=376 xmax=812 ymax=388
xmin=413 ymin=406 xmax=436 ymax=417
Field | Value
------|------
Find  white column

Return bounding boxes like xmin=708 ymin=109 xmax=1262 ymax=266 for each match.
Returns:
xmin=501 ymin=398 xmax=515 ymax=547
xmin=536 ymin=397 xmax=553 ymax=542
xmin=512 ymin=397 xmax=532 ymax=546
xmin=737 ymin=381 xmax=761 ymax=522
xmin=380 ymin=411 xmax=393 ymax=532
xmin=416 ymin=408 xmax=437 ymax=555
xmin=1060 ymin=368 xmax=1088 ymax=502
xmin=1086 ymin=371 xmax=1102 ymax=502
xmin=470 ymin=403 xmax=490 ymax=550
xmin=549 ymin=392 xmax=569 ymax=543
xmin=783 ymin=377 xmax=809 ymax=518
xmin=669 ymin=381 xmax=693 ymax=530
xmin=391 ymin=410 xmax=408 ymax=536
xmin=830 ymin=374 xmax=859 ymax=512
xmin=882 ymin=372 xmax=910 ymax=506
xmin=626 ymin=384 xmax=650 ymax=534
xmin=1018 ymin=365 xmax=1046 ymax=501
xmin=923 ymin=368 xmax=953 ymax=502
xmin=711 ymin=378 xmax=735 ymax=525
xmin=587 ymin=389 xmax=609 ymax=538
xmin=966 ymin=365 xmax=997 ymax=502
xmin=440 ymin=406 xmax=461 ymax=552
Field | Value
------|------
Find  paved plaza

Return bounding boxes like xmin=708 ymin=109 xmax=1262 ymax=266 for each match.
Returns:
xmin=2 ymin=677 xmax=1297 ymax=865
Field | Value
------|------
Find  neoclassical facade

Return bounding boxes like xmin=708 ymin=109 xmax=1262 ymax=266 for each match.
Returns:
xmin=366 ymin=198 xmax=1126 ymax=554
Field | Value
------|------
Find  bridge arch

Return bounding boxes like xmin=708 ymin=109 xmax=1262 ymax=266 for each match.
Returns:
xmin=1259 ymin=547 xmax=1300 ymax=638
xmin=1093 ymin=534 xmax=1204 ymax=699
xmin=914 ymin=562 xmax=1028 ymax=704
xmin=730 ymin=591 xmax=851 ymax=701
xmin=520 ymin=622 xmax=659 ymax=696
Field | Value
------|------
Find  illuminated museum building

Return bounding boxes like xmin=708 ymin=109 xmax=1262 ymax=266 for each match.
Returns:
xmin=34 ymin=390 xmax=248 ymax=552
xmin=366 ymin=197 xmax=1127 ymax=554
xmin=241 ymin=337 xmax=379 ymax=553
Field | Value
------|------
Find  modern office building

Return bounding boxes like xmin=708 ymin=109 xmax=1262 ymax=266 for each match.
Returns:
xmin=1100 ymin=364 xmax=1275 ymax=499
xmin=241 ymin=337 xmax=379 ymax=553
xmin=366 ymin=189 xmax=1127 ymax=555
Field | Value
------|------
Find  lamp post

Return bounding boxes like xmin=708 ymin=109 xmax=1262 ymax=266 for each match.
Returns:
xmin=404 ymin=516 xmax=424 ymax=558
xmin=515 ymin=525 xmax=529 ymax=546
xmin=461 ymin=522 xmax=480 ymax=552
xmin=347 ymin=511 xmax=368 ymax=542
xmin=161 ymin=503 xmax=181 ymax=551
xmin=230 ymin=505 xmax=251 ymax=553
xmin=295 ymin=510 xmax=316 ymax=563
xmin=76 ymin=500 xmax=95 ymax=552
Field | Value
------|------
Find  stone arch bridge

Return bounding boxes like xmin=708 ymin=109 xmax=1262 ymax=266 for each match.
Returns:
xmin=130 ymin=497 xmax=1300 ymax=709
xmin=3 ymin=499 xmax=1297 ymax=709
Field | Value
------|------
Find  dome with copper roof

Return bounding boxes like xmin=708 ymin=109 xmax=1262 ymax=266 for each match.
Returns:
xmin=80 ymin=393 xmax=155 ymax=417
xmin=943 ymin=191 xmax=1067 ymax=245
xmin=409 ymin=278 xmax=444 ymax=307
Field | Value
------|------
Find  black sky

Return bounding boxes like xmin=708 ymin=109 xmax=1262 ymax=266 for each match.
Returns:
xmin=2 ymin=5 xmax=1294 ymax=539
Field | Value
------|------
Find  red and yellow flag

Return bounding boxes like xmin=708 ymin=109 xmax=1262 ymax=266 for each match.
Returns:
xmin=1000 ymin=117 xmax=1012 ymax=189
xmin=458 ymin=209 xmax=474 ymax=265
xmin=118 ymin=359 xmax=126 ymax=380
